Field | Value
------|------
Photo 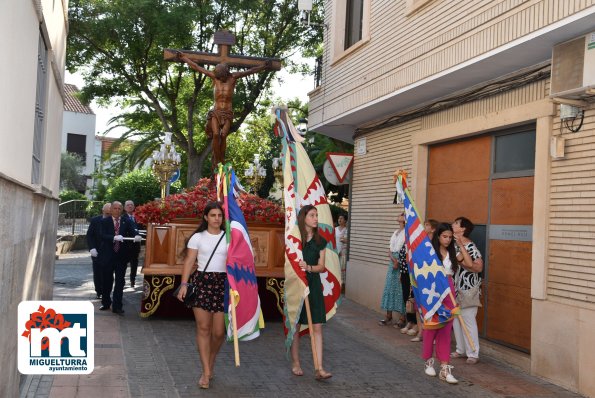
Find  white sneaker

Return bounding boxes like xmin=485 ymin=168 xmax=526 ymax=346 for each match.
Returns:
xmin=439 ymin=364 xmax=458 ymax=384
xmin=424 ymin=358 xmax=436 ymax=377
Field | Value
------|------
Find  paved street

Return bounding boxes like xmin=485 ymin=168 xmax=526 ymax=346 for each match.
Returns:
xmin=21 ymin=252 xmax=584 ymax=398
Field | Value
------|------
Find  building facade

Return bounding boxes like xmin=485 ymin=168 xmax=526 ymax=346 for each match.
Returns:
xmin=62 ymin=83 xmax=97 ymax=196
xmin=0 ymin=1 xmax=68 ymax=396
xmin=309 ymin=1 xmax=595 ymax=396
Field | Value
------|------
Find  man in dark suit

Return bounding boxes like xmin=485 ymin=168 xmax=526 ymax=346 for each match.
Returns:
xmin=124 ymin=200 xmax=141 ymax=288
xmin=99 ymin=201 xmax=141 ymax=314
xmin=86 ymin=203 xmax=111 ymax=299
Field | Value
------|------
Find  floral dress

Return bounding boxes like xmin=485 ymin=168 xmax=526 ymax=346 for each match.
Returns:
xmin=380 ymin=244 xmax=405 ymax=313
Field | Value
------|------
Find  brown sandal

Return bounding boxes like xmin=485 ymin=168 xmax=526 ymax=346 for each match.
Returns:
xmin=395 ymin=317 xmax=406 ymax=328
xmin=198 ymin=375 xmax=210 ymax=389
xmin=315 ymin=369 xmax=332 ymax=380
xmin=291 ymin=365 xmax=304 ymax=376
xmin=378 ymin=318 xmax=393 ymax=326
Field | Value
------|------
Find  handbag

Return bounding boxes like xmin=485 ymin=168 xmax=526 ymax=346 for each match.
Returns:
xmin=173 ymin=232 xmax=225 ymax=306
xmin=406 ymin=298 xmax=416 ymax=314
xmin=457 ymin=283 xmax=482 ymax=309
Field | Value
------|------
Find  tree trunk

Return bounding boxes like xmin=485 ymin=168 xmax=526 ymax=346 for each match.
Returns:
xmin=186 ymin=141 xmax=212 ymax=187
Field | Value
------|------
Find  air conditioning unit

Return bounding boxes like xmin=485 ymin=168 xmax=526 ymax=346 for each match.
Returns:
xmin=550 ymin=32 xmax=595 ymax=99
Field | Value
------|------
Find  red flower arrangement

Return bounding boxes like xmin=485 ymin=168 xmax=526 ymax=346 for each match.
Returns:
xmin=134 ymin=178 xmax=284 ymax=226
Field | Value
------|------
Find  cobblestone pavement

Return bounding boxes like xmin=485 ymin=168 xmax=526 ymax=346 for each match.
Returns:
xmin=21 ymin=252 xmax=584 ymax=398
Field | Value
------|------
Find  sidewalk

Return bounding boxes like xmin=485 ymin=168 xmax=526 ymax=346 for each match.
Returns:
xmin=21 ymin=251 xmax=584 ymax=398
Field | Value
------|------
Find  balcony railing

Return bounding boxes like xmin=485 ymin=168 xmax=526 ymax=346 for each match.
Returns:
xmin=314 ymin=55 xmax=322 ymax=88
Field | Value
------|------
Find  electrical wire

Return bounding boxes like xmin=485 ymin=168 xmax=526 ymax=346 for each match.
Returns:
xmin=353 ymin=64 xmax=551 ymax=137
xmin=564 ymin=111 xmax=584 ymax=133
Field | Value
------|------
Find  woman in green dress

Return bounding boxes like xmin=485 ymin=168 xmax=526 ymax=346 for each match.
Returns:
xmin=290 ymin=205 xmax=333 ymax=380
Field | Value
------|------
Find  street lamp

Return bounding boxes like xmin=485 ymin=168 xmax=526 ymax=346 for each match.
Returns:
xmin=297 ymin=118 xmax=308 ymax=134
xmin=151 ymin=132 xmax=181 ymax=203
xmin=244 ymin=154 xmax=267 ymax=193
xmin=271 ymin=156 xmax=285 ymax=205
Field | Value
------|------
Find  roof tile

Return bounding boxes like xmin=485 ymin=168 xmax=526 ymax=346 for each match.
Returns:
xmin=64 ymin=84 xmax=95 ymax=114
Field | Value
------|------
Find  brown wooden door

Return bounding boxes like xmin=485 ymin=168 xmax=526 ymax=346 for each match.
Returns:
xmin=427 ymin=130 xmax=534 ymax=352
xmin=486 ymin=177 xmax=533 ymax=351
xmin=428 ymin=135 xmax=490 ymax=332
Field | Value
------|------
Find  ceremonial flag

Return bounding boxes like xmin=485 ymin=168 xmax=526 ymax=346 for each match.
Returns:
xmin=272 ymin=106 xmax=342 ymax=352
xmin=395 ymin=171 xmax=459 ymax=329
xmin=220 ymin=165 xmax=264 ymax=341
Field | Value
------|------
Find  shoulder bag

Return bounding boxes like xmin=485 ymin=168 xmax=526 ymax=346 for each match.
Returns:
xmin=457 ymin=283 xmax=482 ymax=308
xmin=174 ymin=232 xmax=225 ymax=306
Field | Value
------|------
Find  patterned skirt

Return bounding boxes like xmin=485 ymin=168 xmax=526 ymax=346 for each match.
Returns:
xmin=380 ymin=252 xmax=405 ymax=313
xmin=187 ymin=270 xmax=227 ymax=312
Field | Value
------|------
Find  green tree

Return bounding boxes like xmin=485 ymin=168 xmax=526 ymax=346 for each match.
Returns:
xmin=67 ymin=0 xmax=323 ymax=187
xmin=105 ymin=168 xmax=180 ymax=206
xmin=59 ymin=190 xmax=88 ymax=203
xmin=60 ymin=152 xmax=87 ymax=192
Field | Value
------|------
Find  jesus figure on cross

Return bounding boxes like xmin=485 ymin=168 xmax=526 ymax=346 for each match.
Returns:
xmin=176 ymin=52 xmax=274 ymax=168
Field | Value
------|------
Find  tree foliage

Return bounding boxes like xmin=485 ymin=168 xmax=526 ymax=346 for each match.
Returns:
xmin=67 ymin=0 xmax=323 ymax=186
xmin=105 ymin=168 xmax=180 ymax=206
xmin=60 ymin=152 xmax=87 ymax=192
xmin=59 ymin=190 xmax=88 ymax=203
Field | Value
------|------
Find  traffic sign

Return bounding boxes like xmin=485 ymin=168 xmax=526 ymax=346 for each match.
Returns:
xmin=169 ymin=169 xmax=180 ymax=183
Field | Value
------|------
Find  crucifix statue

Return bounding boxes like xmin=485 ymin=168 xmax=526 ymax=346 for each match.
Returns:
xmin=164 ymin=30 xmax=281 ymax=168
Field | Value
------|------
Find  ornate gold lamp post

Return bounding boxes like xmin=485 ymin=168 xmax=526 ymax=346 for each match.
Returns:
xmin=151 ymin=132 xmax=181 ymax=202
xmin=244 ymin=154 xmax=267 ymax=193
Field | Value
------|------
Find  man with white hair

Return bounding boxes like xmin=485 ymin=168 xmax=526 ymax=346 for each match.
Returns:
xmin=86 ymin=203 xmax=111 ymax=299
xmin=99 ymin=201 xmax=142 ymax=314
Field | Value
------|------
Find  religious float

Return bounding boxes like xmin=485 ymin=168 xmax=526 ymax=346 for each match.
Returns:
xmin=134 ymin=178 xmax=286 ymax=319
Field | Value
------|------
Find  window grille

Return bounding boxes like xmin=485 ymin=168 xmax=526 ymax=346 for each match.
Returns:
xmin=32 ymin=32 xmax=48 ymax=184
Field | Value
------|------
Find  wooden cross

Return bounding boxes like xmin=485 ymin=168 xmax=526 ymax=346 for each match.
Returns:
xmin=164 ymin=30 xmax=281 ymax=70
xmin=164 ymin=30 xmax=281 ymax=168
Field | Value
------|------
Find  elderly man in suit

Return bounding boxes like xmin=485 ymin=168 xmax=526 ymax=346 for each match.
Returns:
xmin=99 ymin=201 xmax=142 ymax=314
xmin=123 ymin=200 xmax=141 ymax=288
xmin=86 ymin=203 xmax=111 ymax=299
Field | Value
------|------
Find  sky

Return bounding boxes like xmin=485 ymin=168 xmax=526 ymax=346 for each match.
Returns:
xmin=65 ymin=58 xmax=315 ymax=138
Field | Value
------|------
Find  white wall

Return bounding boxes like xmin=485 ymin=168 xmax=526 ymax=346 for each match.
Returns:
xmin=0 ymin=1 xmax=39 ymax=185
xmin=0 ymin=1 xmax=68 ymax=397
xmin=0 ymin=0 xmax=66 ymax=195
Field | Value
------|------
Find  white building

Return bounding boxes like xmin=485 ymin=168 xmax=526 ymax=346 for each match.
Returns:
xmin=0 ymin=1 xmax=68 ymax=396
xmin=62 ymin=83 xmax=97 ymax=196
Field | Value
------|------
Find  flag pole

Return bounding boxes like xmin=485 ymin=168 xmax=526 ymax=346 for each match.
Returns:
xmin=221 ymin=164 xmax=241 ymax=366
xmin=287 ymin=240 xmax=320 ymax=372
xmin=449 ymin=291 xmax=476 ymax=353
xmin=303 ymin=288 xmax=320 ymax=372
xmin=230 ymin=288 xmax=240 ymax=366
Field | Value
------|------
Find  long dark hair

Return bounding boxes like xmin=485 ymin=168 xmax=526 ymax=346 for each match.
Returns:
xmin=298 ymin=205 xmax=322 ymax=246
xmin=431 ymin=222 xmax=458 ymax=273
xmin=181 ymin=201 xmax=225 ymax=258
xmin=196 ymin=201 xmax=225 ymax=233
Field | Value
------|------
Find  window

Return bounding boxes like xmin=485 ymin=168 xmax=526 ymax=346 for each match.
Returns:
xmin=32 ymin=32 xmax=48 ymax=184
xmin=344 ymin=0 xmax=363 ymax=50
xmin=67 ymin=134 xmax=87 ymax=165
xmin=331 ymin=0 xmax=370 ymax=64
xmin=493 ymin=130 xmax=536 ymax=176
